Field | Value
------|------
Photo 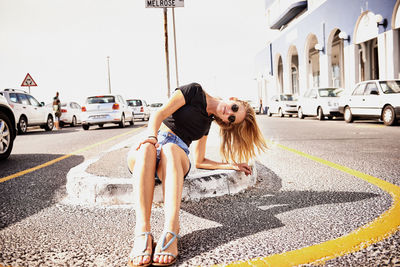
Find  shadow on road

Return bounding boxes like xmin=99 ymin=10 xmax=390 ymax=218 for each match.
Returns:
xmin=179 ymin=162 xmax=379 ymax=262
xmin=0 ymin=153 xmax=84 ymax=229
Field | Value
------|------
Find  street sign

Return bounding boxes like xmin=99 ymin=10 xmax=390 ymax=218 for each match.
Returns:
xmin=21 ymin=73 xmax=37 ymax=87
xmin=145 ymin=0 xmax=184 ymax=8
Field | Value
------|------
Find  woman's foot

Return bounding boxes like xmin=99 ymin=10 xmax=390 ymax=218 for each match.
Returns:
xmin=128 ymin=232 xmax=154 ymax=267
xmin=153 ymin=231 xmax=179 ymax=266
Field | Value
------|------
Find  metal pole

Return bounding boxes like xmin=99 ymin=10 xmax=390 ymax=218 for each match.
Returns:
xmin=172 ymin=8 xmax=179 ymax=88
xmin=107 ymin=56 xmax=112 ymax=94
xmin=163 ymin=8 xmax=171 ymax=98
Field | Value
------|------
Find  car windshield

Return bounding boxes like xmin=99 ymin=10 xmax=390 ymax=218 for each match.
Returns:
xmin=280 ymin=94 xmax=296 ymax=101
xmin=150 ymin=103 xmax=163 ymax=107
xmin=318 ymin=88 xmax=340 ymax=97
xmin=380 ymin=81 xmax=400 ymax=94
xmin=87 ymin=96 xmax=115 ymax=104
xmin=127 ymin=100 xmax=142 ymax=107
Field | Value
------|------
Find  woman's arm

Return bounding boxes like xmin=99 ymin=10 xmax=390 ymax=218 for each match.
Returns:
xmin=193 ymin=135 xmax=252 ymax=175
xmin=136 ymin=90 xmax=185 ymax=150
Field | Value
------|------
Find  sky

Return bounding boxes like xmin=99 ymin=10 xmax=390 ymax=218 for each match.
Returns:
xmin=0 ymin=0 xmax=269 ymax=105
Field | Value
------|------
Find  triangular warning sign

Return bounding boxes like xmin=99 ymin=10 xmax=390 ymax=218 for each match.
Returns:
xmin=21 ymin=73 xmax=37 ymax=87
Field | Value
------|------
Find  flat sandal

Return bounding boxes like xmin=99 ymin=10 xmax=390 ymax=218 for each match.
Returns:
xmin=127 ymin=232 xmax=154 ymax=267
xmin=153 ymin=231 xmax=179 ymax=266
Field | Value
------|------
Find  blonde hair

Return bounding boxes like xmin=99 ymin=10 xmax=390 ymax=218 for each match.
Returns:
xmin=214 ymin=99 xmax=267 ymax=163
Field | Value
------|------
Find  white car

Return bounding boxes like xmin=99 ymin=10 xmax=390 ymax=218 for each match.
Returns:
xmin=245 ymin=100 xmax=260 ymax=114
xmin=149 ymin=102 xmax=164 ymax=116
xmin=297 ymin=88 xmax=343 ymax=120
xmin=0 ymin=93 xmax=17 ymax=160
xmin=81 ymin=94 xmax=134 ymax=130
xmin=267 ymin=94 xmax=298 ymax=117
xmin=59 ymin=101 xmax=82 ymax=127
xmin=0 ymin=88 xmax=55 ymax=134
xmin=339 ymin=80 xmax=400 ymax=126
xmin=127 ymin=99 xmax=150 ymax=121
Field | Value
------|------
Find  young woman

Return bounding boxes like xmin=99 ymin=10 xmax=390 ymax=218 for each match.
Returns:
xmin=127 ymin=83 xmax=266 ymax=266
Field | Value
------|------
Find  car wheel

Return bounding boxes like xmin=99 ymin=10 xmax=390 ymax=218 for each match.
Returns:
xmin=129 ymin=115 xmax=134 ymax=126
xmin=317 ymin=107 xmax=324 ymax=121
xmin=267 ymin=108 xmax=272 ymax=117
xmin=298 ymin=107 xmax=304 ymax=119
xmin=0 ymin=112 xmax=14 ymax=160
xmin=82 ymin=124 xmax=90 ymax=130
xmin=98 ymin=124 xmax=104 ymax=128
xmin=18 ymin=116 xmax=28 ymax=134
xmin=119 ymin=115 xmax=126 ymax=128
xmin=278 ymin=108 xmax=284 ymax=117
xmin=344 ymin=106 xmax=353 ymax=123
xmin=44 ymin=115 xmax=54 ymax=131
xmin=382 ymin=105 xmax=396 ymax=126
xmin=71 ymin=116 xmax=77 ymax=127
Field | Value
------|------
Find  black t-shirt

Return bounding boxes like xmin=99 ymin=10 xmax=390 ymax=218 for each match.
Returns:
xmin=163 ymin=83 xmax=213 ymax=147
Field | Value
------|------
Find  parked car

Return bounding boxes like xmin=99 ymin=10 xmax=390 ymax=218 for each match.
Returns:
xmin=267 ymin=94 xmax=298 ymax=117
xmin=0 ymin=88 xmax=54 ymax=134
xmin=338 ymin=80 xmax=400 ymax=126
xmin=149 ymin=102 xmax=164 ymax=116
xmin=127 ymin=99 xmax=150 ymax=121
xmin=60 ymin=101 xmax=82 ymax=127
xmin=245 ymin=100 xmax=260 ymax=114
xmin=297 ymin=88 xmax=343 ymax=120
xmin=81 ymin=94 xmax=134 ymax=130
xmin=0 ymin=93 xmax=17 ymax=160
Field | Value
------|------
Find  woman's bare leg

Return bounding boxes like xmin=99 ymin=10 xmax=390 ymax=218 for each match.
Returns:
xmin=153 ymin=143 xmax=189 ymax=264
xmin=127 ymin=143 xmax=157 ymax=266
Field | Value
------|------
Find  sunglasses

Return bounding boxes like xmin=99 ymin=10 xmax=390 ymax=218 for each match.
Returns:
xmin=228 ymin=103 xmax=239 ymax=123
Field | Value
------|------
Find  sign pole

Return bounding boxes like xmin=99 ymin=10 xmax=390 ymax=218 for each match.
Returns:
xmin=172 ymin=8 xmax=179 ymax=88
xmin=163 ymin=7 xmax=171 ymax=98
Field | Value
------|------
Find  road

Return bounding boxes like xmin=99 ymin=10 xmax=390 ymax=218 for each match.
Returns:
xmin=0 ymin=116 xmax=399 ymax=266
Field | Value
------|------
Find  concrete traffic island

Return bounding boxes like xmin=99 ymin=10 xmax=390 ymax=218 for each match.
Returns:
xmin=65 ymin=157 xmax=257 ymax=205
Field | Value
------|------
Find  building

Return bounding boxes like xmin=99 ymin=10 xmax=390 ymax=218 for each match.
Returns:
xmin=255 ymin=0 xmax=399 ymax=110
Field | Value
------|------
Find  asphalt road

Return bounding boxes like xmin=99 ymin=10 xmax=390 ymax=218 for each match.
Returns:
xmin=0 ymin=116 xmax=399 ymax=266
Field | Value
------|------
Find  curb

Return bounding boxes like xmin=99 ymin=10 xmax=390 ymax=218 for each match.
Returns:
xmin=65 ymin=159 xmax=257 ymax=205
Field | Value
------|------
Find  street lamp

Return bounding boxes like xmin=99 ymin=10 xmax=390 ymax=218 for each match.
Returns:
xmin=339 ymin=31 xmax=351 ymax=42
xmin=107 ymin=56 xmax=112 ymax=94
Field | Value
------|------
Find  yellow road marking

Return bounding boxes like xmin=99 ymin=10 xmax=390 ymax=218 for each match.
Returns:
xmin=0 ymin=127 xmax=144 ymax=183
xmin=226 ymin=141 xmax=400 ymax=266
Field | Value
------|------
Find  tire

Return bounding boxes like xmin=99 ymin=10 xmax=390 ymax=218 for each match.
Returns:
xmin=82 ymin=124 xmax=90 ymax=130
xmin=44 ymin=115 xmax=54 ymax=131
xmin=98 ymin=124 xmax=104 ymax=128
xmin=129 ymin=114 xmax=134 ymax=126
xmin=18 ymin=116 xmax=28 ymax=134
xmin=382 ymin=105 xmax=396 ymax=126
xmin=344 ymin=106 xmax=353 ymax=123
xmin=0 ymin=112 xmax=14 ymax=160
xmin=71 ymin=116 xmax=77 ymax=127
xmin=317 ymin=107 xmax=324 ymax=121
xmin=278 ymin=108 xmax=284 ymax=117
xmin=119 ymin=115 xmax=126 ymax=128
xmin=298 ymin=107 xmax=304 ymax=119
xmin=267 ymin=108 xmax=272 ymax=117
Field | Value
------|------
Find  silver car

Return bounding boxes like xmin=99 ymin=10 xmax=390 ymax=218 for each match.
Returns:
xmin=81 ymin=94 xmax=134 ymax=130
xmin=339 ymin=80 xmax=400 ymax=126
xmin=267 ymin=94 xmax=298 ymax=117
xmin=0 ymin=93 xmax=17 ymax=160
xmin=297 ymin=88 xmax=343 ymax=120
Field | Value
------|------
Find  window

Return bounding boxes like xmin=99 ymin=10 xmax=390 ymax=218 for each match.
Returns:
xmin=18 ymin=94 xmax=30 ymax=105
xmin=27 ymin=95 xmax=40 ymax=106
xmin=87 ymin=96 xmax=115 ymax=104
xmin=127 ymin=100 xmax=142 ymax=107
xmin=9 ymin=93 xmax=19 ymax=103
xmin=380 ymin=81 xmax=400 ymax=94
xmin=352 ymin=84 xmax=365 ymax=95
xmin=364 ymin=83 xmax=379 ymax=95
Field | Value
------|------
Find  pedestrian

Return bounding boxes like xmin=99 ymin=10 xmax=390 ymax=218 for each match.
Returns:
xmin=126 ymin=82 xmax=267 ymax=266
xmin=53 ymin=92 xmax=61 ymax=130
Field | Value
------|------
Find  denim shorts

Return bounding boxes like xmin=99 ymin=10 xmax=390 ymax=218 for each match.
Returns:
xmin=155 ymin=131 xmax=191 ymax=182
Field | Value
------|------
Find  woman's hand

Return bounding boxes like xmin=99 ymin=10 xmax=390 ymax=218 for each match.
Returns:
xmin=232 ymin=163 xmax=252 ymax=176
xmin=136 ymin=136 xmax=159 ymax=151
